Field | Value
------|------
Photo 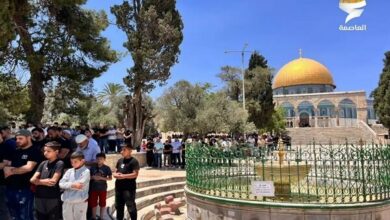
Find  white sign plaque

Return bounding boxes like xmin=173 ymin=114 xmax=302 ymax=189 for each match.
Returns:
xmin=251 ymin=181 xmax=275 ymax=197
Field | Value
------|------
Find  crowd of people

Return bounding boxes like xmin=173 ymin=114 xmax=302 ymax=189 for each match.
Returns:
xmin=140 ymin=136 xmax=186 ymax=169
xmin=0 ymin=120 xmax=292 ymax=220
xmin=0 ymin=123 xmax=140 ymax=220
xmin=7 ymin=122 xmax=133 ymax=154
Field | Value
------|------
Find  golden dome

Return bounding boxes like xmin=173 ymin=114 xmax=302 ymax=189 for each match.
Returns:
xmin=273 ymin=57 xmax=335 ymax=89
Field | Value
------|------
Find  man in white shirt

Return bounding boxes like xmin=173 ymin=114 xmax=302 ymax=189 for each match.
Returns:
xmin=171 ymin=139 xmax=181 ymax=168
xmin=153 ymin=138 xmax=164 ymax=168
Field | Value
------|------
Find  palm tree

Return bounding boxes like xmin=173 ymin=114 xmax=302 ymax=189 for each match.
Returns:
xmin=94 ymin=83 xmax=127 ymax=127
xmin=97 ymin=83 xmax=126 ymax=106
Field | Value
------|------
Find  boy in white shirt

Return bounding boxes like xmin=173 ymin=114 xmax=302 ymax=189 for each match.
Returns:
xmin=59 ymin=151 xmax=90 ymax=220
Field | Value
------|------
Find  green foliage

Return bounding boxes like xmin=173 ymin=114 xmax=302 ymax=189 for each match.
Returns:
xmin=88 ymin=100 xmax=119 ymax=127
xmin=245 ymin=67 xmax=275 ymax=129
xmin=111 ymin=0 xmax=184 ymax=92
xmin=97 ymin=83 xmax=126 ymax=106
xmin=217 ymin=66 xmax=242 ymax=101
xmin=41 ymin=83 xmax=95 ymax=125
xmin=372 ymin=51 xmax=390 ymax=132
xmin=248 ymin=51 xmax=268 ymax=71
xmin=269 ymin=107 xmax=286 ymax=134
xmin=0 ymin=74 xmax=30 ymax=122
xmin=196 ymin=92 xmax=249 ymax=135
xmin=0 ymin=0 xmax=117 ymax=123
xmin=156 ymin=80 xmax=249 ymax=135
xmin=111 ymin=0 xmax=183 ymax=147
xmin=156 ymin=80 xmax=207 ymax=134
xmin=86 ymin=83 xmax=128 ymax=127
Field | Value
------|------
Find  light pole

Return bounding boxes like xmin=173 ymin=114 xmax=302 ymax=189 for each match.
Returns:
xmin=225 ymin=43 xmax=254 ymax=111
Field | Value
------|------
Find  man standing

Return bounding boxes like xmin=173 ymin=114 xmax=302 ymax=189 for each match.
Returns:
xmin=153 ymin=138 xmax=164 ymax=168
xmin=84 ymin=129 xmax=99 ymax=147
xmin=75 ymin=134 xmax=101 ymax=167
xmin=114 ymin=143 xmax=139 ymax=220
xmin=32 ymin=127 xmax=47 ymax=152
xmin=0 ymin=126 xmax=16 ymax=220
xmin=47 ymin=126 xmax=72 ymax=169
xmin=3 ymin=130 xmax=41 ymax=220
xmin=171 ymin=138 xmax=182 ymax=168
xmin=145 ymin=138 xmax=154 ymax=167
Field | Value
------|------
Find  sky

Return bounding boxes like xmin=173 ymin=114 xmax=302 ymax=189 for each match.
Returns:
xmin=86 ymin=0 xmax=390 ymax=99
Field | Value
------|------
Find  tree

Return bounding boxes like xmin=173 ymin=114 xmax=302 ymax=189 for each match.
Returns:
xmin=0 ymin=74 xmax=30 ymax=124
xmin=156 ymin=81 xmax=249 ymax=136
xmin=88 ymin=100 xmax=119 ymax=127
xmin=195 ymin=92 xmax=249 ymax=135
xmin=111 ymin=0 xmax=183 ymax=147
xmin=217 ymin=66 xmax=242 ymax=101
xmin=269 ymin=107 xmax=286 ymax=134
xmin=42 ymin=82 xmax=95 ymax=124
xmin=372 ymin=51 xmax=390 ymax=136
xmin=248 ymin=51 xmax=268 ymax=71
xmin=97 ymin=83 xmax=126 ymax=106
xmin=156 ymin=80 xmax=208 ymax=134
xmin=246 ymin=67 xmax=275 ymax=129
xmin=0 ymin=0 xmax=117 ymax=124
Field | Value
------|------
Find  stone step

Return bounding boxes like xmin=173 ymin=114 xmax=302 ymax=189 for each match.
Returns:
xmin=287 ymin=127 xmax=376 ymax=145
xmin=107 ymin=176 xmax=186 ymax=198
xmin=136 ymin=182 xmax=186 ymax=199
xmin=139 ymin=200 xmax=187 ymax=220
xmin=105 ymin=175 xmax=186 ymax=219
xmin=136 ymin=189 xmax=185 ymax=211
xmin=137 ymin=176 xmax=186 ymax=189
xmin=106 ymin=189 xmax=185 ymax=219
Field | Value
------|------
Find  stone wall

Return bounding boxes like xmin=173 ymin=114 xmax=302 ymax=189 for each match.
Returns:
xmin=186 ymin=187 xmax=390 ymax=220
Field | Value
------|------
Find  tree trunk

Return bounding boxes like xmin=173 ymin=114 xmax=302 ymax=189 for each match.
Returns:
xmin=13 ymin=1 xmax=46 ymax=124
xmin=26 ymin=71 xmax=45 ymax=124
xmin=125 ymin=89 xmax=146 ymax=149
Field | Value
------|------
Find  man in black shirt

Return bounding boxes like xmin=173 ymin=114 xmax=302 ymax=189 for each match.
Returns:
xmin=47 ymin=126 xmax=72 ymax=169
xmin=114 ymin=143 xmax=140 ymax=220
xmin=3 ymin=129 xmax=41 ymax=220
xmin=32 ymin=127 xmax=47 ymax=152
xmin=146 ymin=138 xmax=154 ymax=167
xmin=0 ymin=126 xmax=16 ymax=220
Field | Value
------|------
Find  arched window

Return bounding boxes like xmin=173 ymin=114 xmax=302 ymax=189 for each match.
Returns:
xmin=338 ymin=99 xmax=357 ymax=118
xmin=280 ymin=102 xmax=295 ymax=117
xmin=317 ymin=100 xmax=335 ymax=117
xmin=298 ymin=101 xmax=315 ymax=116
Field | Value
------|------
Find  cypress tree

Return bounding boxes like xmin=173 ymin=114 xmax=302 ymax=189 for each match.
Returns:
xmin=372 ymin=51 xmax=390 ymax=137
xmin=248 ymin=51 xmax=268 ymax=70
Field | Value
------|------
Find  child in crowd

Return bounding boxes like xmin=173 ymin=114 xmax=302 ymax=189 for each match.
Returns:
xmin=89 ymin=153 xmax=112 ymax=220
xmin=59 ymin=151 xmax=90 ymax=220
xmin=114 ymin=143 xmax=140 ymax=220
xmin=30 ymin=141 xmax=64 ymax=220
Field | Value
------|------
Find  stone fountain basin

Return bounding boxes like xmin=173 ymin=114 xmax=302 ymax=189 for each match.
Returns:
xmin=255 ymin=161 xmax=311 ymax=184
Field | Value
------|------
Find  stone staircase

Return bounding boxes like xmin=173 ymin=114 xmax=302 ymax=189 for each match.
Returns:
xmin=287 ymin=126 xmax=378 ymax=145
xmin=106 ymin=176 xmax=186 ymax=220
xmin=371 ymin=124 xmax=389 ymax=135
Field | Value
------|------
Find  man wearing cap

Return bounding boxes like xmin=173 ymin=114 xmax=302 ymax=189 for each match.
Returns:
xmin=3 ymin=129 xmax=42 ymax=220
xmin=0 ymin=126 xmax=16 ymax=220
xmin=75 ymin=134 xmax=101 ymax=167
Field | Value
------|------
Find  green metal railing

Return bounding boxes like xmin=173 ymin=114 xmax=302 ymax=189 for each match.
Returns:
xmin=186 ymin=142 xmax=390 ymax=204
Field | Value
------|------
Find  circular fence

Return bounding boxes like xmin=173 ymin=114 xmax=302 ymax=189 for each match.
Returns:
xmin=186 ymin=142 xmax=390 ymax=205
